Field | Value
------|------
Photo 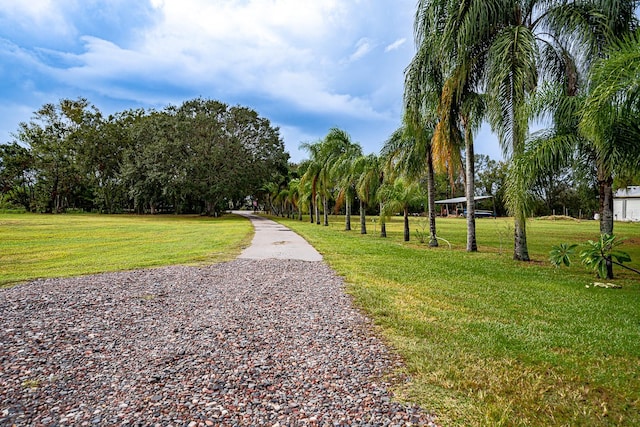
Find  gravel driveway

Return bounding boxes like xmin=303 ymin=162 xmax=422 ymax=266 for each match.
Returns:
xmin=1 ymin=259 xmax=437 ymax=426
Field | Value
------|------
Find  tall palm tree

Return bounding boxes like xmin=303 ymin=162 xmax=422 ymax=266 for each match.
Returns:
xmin=402 ymin=1 xmax=457 ymax=248
xmin=436 ymin=70 xmax=486 ymax=251
xmin=503 ymin=1 xmax=638 ymax=272
xmin=436 ymin=0 xmax=630 ymax=260
xmin=580 ymin=28 xmax=640 ymax=234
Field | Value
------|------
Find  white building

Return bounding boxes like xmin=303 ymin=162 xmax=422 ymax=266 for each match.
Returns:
xmin=613 ymin=186 xmax=640 ymax=222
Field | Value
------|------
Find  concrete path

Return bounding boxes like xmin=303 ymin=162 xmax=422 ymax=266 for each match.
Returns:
xmin=233 ymin=210 xmax=323 ymax=261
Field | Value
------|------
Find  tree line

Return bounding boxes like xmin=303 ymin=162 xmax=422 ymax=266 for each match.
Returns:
xmin=270 ymin=0 xmax=639 ymax=280
xmin=0 ymin=98 xmax=289 ymax=215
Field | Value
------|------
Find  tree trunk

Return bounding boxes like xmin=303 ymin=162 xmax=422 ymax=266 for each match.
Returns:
xmin=360 ymin=200 xmax=367 ymax=234
xmin=598 ymin=167 xmax=614 ymax=236
xmin=513 ymin=216 xmax=530 ymax=261
xmin=345 ymin=197 xmax=351 ymax=231
xmin=380 ymin=202 xmax=386 ymax=237
xmin=465 ymin=128 xmax=477 ymax=252
xmin=315 ymin=194 xmax=320 ymax=225
xmin=511 ymin=99 xmax=530 ymax=261
xmin=598 ymin=164 xmax=614 ymax=278
xmin=426 ymin=149 xmax=438 ymax=247
xmin=404 ymin=206 xmax=410 ymax=242
xmin=323 ymin=195 xmax=329 ymax=226
xmin=309 ymin=196 xmax=314 ymax=223
xmin=605 ymin=256 xmax=614 ymax=280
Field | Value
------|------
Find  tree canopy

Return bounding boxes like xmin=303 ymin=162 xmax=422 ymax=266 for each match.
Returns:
xmin=1 ymin=98 xmax=289 ymax=214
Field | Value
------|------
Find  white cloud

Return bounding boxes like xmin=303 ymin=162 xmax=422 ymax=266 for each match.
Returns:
xmin=0 ymin=0 xmax=75 ymax=38
xmin=0 ymin=0 xmax=420 ymax=156
xmin=264 ymin=69 xmax=383 ymax=120
xmin=349 ymin=38 xmax=374 ymax=62
xmin=385 ymin=38 xmax=406 ymax=52
xmin=41 ymin=0 xmax=390 ymax=121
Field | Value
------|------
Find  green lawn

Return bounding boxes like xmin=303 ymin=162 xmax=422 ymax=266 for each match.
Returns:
xmin=0 ymin=213 xmax=253 ymax=286
xmin=276 ymin=215 xmax=640 ymax=426
xmin=2 ymin=212 xmax=639 ymax=425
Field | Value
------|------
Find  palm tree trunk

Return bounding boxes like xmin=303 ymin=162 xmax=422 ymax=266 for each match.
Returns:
xmin=360 ymin=200 xmax=367 ymax=234
xmin=598 ymin=167 xmax=614 ymax=236
xmin=513 ymin=217 xmax=529 ymax=261
xmin=465 ymin=127 xmax=477 ymax=252
xmin=323 ymin=195 xmax=329 ymax=226
xmin=309 ymin=193 xmax=315 ymax=223
xmin=598 ymin=165 xmax=614 ymax=279
xmin=315 ymin=194 xmax=320 ymax=225
xmin=345 ymin=197 xmax=351 ymax=231
xmin=380 ymin=202 xmax=387 ymax=237
xmin=511 ymin=100 xmax=529 ymax=261
xmin=404 ymin=206 xmax=410 ymax=242
xmin=426 ymin=150 xmax=438 ymax=247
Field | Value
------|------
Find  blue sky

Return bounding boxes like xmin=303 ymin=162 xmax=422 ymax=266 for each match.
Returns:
xmin=0 ymin=0 xmax=505 ymax=162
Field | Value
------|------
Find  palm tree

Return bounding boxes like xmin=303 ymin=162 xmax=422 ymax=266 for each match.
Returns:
xmin=402 ymin=2 xmax=456 ymax=248
xmin=354 ymin=153 xmax=382 ymax=234
xmin=299 ymin=143 xmax=322 ymax=224
xmin=276 ymin=188 xmax=290 ymax=217
xmin=434 ymin=0 xmax=633 ymax=260
xmin=436 ymin=70 xmax=485 ymax=252
xmin=503 ymin=1 xmax=639 ymax=273
xmin=327 ymin=131 xmax=363 ymax=231
xmin=302 ymin=128 xmax=360 ymax=227
xmin=381 ymin=127 xmax=439 ymax=246
xmin=287 ymin=178 xmax=303 ymax=220
xmin=378 ymin=177 xmax=426 ymax=242
xmin=261 ymin=181 xmax=280 ymax=215
xmin=580 ymin=28 xmax=640 ymax=236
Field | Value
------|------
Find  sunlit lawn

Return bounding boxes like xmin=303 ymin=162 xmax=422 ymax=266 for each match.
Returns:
xmin=0 ymin=213 xmax=253 ymax=286
xmin=277 ymin=214 xmax=640 ymax=426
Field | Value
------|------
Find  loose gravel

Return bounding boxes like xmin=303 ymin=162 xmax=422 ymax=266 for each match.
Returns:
xmin=1 ymin=259 xmax=437 ymax=426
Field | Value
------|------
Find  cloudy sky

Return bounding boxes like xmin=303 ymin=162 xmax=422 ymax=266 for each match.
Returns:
xmin=0 ymin=0 xmax=502 ymax=162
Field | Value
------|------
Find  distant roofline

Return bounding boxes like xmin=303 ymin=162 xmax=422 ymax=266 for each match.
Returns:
xmin=614 ymin=186 xmax=640 ymax=198
xmin=434 ymin=195 xmax=493 ymax=204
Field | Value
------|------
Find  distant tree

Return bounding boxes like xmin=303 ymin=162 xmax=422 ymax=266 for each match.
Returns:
xmin=378 ymin=177 xmax=426 ymax=242
xmin=121 ymin=110 xmax=179 ymax=214
xmin=354 ymin=153 xmax=382 ymax=235
xmin=0 ymin=142 xmax=34 ymax=210
xmin=474 ymin=155 xmax=508 ymax=216
xmin=299 ymin=142 xmax=324 ymax=225
xmin=77 ymin=110 xmax=137 ymax=213
xmin=14 ymin=98 xmax=97 ymax=212
xmin=328 ymin=131 xmax=362 ymax=231
xmin=382 ymin=127 xmax=438 ymax=246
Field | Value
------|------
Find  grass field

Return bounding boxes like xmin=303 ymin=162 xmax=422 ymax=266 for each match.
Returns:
xmin=276 ymin=215 xmax=640 ymax=426
xmin=0 ymin=212 xmax=253 ymax=286
xmin=2 ymin=212 xmax=639 ymax=425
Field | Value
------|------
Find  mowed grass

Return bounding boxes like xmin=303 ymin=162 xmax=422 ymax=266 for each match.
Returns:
xmin=276 ymin=215 xmax=640 ymax=426
xmin=0 ymin=213 xmax=253 ymax=286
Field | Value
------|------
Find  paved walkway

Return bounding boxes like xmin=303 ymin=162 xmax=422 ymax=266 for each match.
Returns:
xmin=233 ymin=211 xmax=323 ymax=261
